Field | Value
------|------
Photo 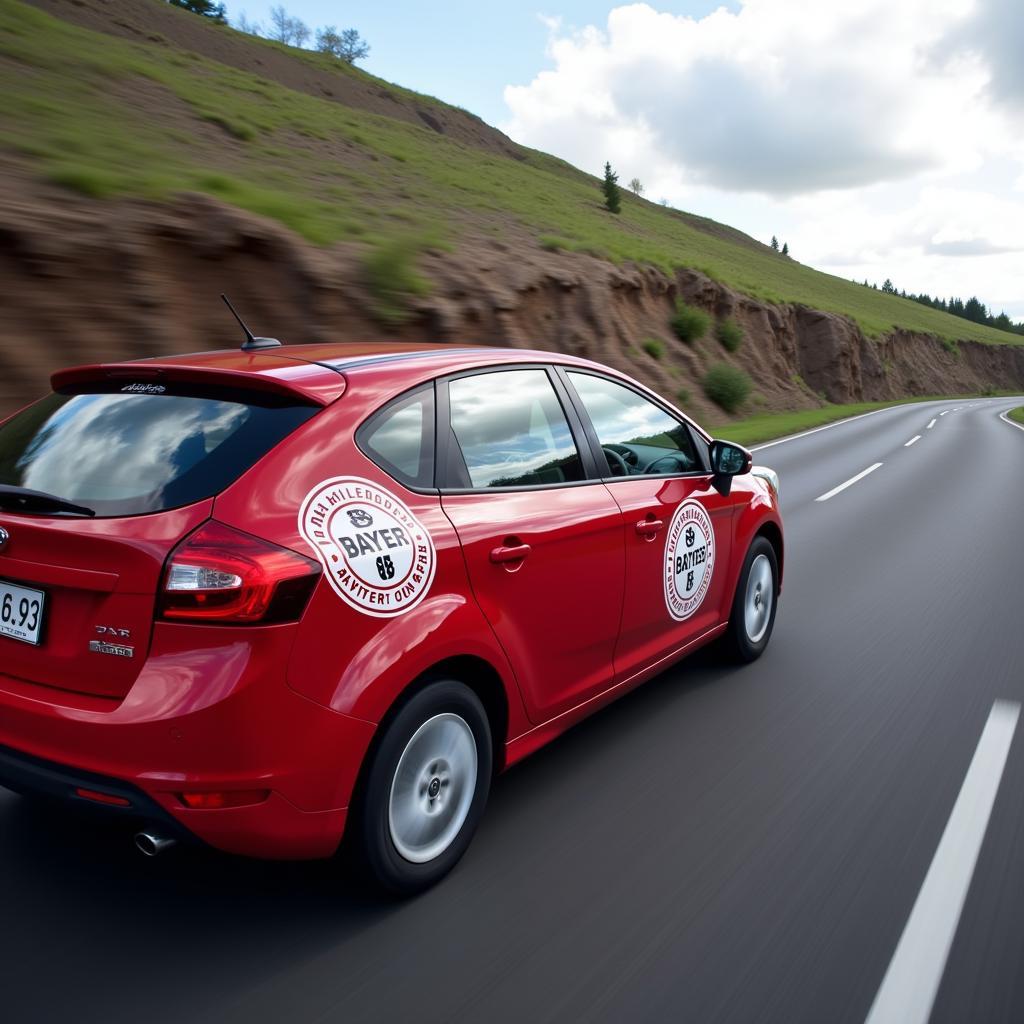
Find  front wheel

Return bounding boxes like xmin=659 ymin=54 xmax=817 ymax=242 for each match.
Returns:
xmin=352 ymin=680 xmax=492 ymax=896
xmin=722 ymin=536 xmax=779 ymax=662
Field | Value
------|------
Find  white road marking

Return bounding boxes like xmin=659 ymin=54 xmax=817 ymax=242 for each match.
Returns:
xmin=865 ymin=700 xmax=1020 ymax=1024
xmin=750 ymin=407 xmax=905 ymax=452
xmin=904 ymin=436 xmax=921 ymax=447
xmin=999 ymin=409 xmax=1024 ymax=433
xmin=815 ymin=462 xmax=883 ymax=502
xmin=927 ymin=419 xmax=937 ymax=429
xmin=940 ymin=411 xmax=949 ymax=416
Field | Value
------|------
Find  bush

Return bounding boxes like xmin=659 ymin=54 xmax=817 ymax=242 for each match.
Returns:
xmin=716 ymin=317 xmax=743 ymax=353
xmin=670 ymin=300 xmax=709 ymax=344
xmin=676 ymin=387 xmax=691 ymax=406
xmin=703 ymin=363 xmax=752 ymax=413
xmin=642 ymin=337 xmax=665 ymax=360
xmin=363 ymin=238 xmax=429 ymax=325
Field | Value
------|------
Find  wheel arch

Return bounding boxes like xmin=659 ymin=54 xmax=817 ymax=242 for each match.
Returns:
xmin=754 ymin=519 xmax=784 ymax=589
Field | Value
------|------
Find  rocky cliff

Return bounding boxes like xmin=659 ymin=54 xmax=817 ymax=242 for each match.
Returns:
xmin=3 ymin=190 xmax=1023 ymax=421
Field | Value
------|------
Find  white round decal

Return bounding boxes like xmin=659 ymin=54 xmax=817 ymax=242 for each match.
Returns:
xmin=664 ymin=499 xmax=715 ymax=621
xmin=298 ymin=477 xmax=436 ymax=618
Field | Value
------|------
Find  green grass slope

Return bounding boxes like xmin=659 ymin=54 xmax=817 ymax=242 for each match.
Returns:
xmin=1 ymin=0 xmax=1019 ymax=346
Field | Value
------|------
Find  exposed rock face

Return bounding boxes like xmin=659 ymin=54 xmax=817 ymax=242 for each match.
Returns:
xmin=2 ymin=192 xmax=1022 ymax=421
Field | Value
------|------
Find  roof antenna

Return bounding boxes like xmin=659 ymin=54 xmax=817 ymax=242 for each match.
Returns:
xmin=220 ymin=294 xmax=282 ymax=351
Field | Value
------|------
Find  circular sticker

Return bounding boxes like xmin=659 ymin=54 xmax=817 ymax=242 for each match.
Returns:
xmin=664 ymin=499 xmax=715 ymax=621
xmin=298 ymin=477 xmax=436 ymax=618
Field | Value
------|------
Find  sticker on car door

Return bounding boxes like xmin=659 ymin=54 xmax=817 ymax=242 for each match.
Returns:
xmin=298 ymin=477 xmax=436 ymax=617
xmin=664 ymin=499 xmax=715 ymax=621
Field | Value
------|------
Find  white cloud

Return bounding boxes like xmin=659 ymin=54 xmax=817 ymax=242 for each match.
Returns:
xmin=502 ymin=0 xmax=1024 ymax=319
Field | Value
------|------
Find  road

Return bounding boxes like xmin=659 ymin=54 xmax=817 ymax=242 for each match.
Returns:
xmin=2 ymin=396 xmax=1023 ymax=1024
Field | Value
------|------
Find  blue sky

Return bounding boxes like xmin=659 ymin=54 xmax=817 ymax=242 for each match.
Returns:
xmin=231 ymin=2 xmax=731 ymax=125
xmin=229 ymin=1 xmax=1024 ymax=318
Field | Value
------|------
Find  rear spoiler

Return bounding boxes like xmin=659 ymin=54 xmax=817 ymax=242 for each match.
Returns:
xmin=51 ymin=361 xmax=346 ymax=406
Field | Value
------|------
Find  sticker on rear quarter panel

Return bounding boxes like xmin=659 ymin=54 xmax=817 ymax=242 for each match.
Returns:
xmin=298 ymin=477 xmax=436 ymax=618
xmin=664 ymin=499 xmax=715 ymax=621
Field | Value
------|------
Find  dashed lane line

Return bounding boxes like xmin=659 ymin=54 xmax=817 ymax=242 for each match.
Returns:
xmin=865 ymin=700 xmax=1020 ymax=1024
xmin=815 ymin=462 xmax=883 ymax=502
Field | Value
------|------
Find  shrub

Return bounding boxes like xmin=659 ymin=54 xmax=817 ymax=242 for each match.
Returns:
xmin=363 ymin=238 xmax=429 ymax=325
xmin=642 ymin=337 xmax=665 ymax=360
xmin=703 ymin=363 xmax=752 ymax=413
xmin=670 ymin=300 xmax=710 ymax=344
xmin=676 ymin=387 xmax=691 ymax=406
xmin=717 ymin=317 xmax=743 ymax=353
xmin=940 ymin=336 xmax=960 ymax=358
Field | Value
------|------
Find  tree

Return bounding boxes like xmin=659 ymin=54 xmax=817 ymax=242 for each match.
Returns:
xmin=316 ymin=25 xmax=371 ymax=63
xmin=234 ymin=12 xmax=263 ymax=35
xmin=602 ymin=162 xmax=621 ymax=214
xmin=770 ymin=235 xmax=779 ymax=251
xmin=168 ymin=0 xmax=226 ymax=21
xmin=628 ymin=177 xmax=644 ymax=196
xmin=881 ymin=278 xmax=894 ymax=293
xmin=781 ymin=241 xmax=789 ymax=257
xmin=268 ymin=5 xmax=309 ymax=45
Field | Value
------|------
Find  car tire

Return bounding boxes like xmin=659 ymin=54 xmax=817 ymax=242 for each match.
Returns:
xmin=352 ymin=680 xmax=492 ymax=896
xmin=722 ymin=536 xmax=779 ymax=663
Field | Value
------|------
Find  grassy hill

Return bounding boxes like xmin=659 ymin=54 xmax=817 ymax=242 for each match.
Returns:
xmin=1 ymin=0 xmax=1020 ymax=346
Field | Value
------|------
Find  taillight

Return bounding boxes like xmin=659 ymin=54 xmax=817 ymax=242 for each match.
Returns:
xmin=159 ymin=521 xmax=320 ymax=625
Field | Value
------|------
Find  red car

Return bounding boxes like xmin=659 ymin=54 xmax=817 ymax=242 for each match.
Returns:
xmin=0 ymin=339 xmax=782 ymax=893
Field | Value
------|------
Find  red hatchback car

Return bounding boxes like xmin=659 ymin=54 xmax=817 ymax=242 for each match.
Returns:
xmin=0 ymin=341 xmax=782 ymax=892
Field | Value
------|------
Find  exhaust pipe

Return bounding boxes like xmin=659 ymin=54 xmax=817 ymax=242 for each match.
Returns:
xmin=135 ymin=831 xmax=177 ymax=857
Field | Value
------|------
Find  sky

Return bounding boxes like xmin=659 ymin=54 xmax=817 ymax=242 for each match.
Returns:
xmin=233 ymin=1 xmax=1023 ymax=319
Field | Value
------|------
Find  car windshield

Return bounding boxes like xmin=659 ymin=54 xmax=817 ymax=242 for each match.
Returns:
xmin=0 ymin=388 xmax=317 ymax=517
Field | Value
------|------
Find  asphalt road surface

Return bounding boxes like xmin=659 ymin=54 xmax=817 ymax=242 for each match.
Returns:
xmin=2 ymin=397 xmax=1024 ymax=1024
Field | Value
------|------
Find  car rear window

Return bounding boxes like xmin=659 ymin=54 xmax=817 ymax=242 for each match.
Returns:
xmin=0 ymin=388 xmax=317 ymax=517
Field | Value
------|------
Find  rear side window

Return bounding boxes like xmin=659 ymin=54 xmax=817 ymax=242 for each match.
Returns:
xmin=446 ymin=369 xmax=584 ymax=488
xmin=0 ymin=389 xmax=317 ymax=517
xmin=358 ymin=385 xmax=435 ymax=490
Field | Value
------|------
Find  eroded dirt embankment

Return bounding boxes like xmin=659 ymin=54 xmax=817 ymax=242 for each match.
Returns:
xmin=2 ymin=191 xmax=1023 ymax=420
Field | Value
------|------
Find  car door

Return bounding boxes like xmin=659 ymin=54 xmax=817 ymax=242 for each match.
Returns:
xmin=438 ymin=366 xmax=626 ymax=723
xmin=560 ymin=370 xmax=736 ymax=685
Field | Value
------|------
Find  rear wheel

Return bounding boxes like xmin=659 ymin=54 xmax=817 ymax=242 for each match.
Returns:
xmin=722 ymin=536 xmax=779 ymax=662
xmin=352 ymin=680 xmax=492 ymax=896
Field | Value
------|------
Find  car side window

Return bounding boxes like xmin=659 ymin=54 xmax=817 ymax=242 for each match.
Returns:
xmin=358 ymin=385 xmax=435 ymax=490
xmin=446 ymin=369 xmax=584 ymax=488
xmin=567 ymin=372 xmax=702 ymax=477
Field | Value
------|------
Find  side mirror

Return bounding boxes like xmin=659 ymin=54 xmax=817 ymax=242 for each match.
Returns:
xmin=709 ymin=439 xmax=753 ymax=496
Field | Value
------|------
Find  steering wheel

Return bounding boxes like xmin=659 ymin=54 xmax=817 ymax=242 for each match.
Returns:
xmin=645 ymin=454 xmax=686 ymax=475
xmin=601 ymin=446 xmax=631 ymax=476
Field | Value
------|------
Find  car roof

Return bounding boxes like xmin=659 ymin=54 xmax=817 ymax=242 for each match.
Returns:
xmin=51 ymin=343 xmax=618 ymax=406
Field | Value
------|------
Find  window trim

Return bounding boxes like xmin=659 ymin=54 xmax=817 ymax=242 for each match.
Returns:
xmin=435 ymin=363 xmax=603 ymax=494
xmin=354 ymin=381 xmax=440 ymax=493
xmin=556 ymin=367 xmax=714 ymax=483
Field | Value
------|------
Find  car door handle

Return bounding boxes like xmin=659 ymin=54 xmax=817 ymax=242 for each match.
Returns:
xmin=490 ymin=543 xmax=531 ymax=564
xmin=635 ymin=518 xmax=664 ymax=536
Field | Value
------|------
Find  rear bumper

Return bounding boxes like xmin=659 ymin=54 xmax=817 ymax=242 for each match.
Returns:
xmin=0 ymin=622 xmax=377 ymax=859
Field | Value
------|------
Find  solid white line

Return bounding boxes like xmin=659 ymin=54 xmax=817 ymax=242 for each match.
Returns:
xmin=750 ymin=406 xmax=906 ymax=452
xmin=904 ymin=435 xmax=921 ymax=447
xmin=865 ymin=700 xmax=1020 ymax=1024
xmin=815 ymin=462 xmax=883 ymax=502
xmin=999 ymin=409 xmax=1024 ymax=433
xmin=927 ymin=418 xmax=937 ymax=429
xmin=940 ymin=411 xmax=949 ymax=416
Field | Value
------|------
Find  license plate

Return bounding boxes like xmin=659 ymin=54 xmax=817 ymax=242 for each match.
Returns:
xmin=0 ymin=579 xmax=45 ymax=646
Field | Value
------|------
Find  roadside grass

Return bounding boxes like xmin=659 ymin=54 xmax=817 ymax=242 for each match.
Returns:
xmin=1009 ymin=407 xmax=1024 ymax=425
xmin=708 ymin=394 xmax=1022 ymax=447
xmin=1 ymin=1 xmax=1021 ymax=346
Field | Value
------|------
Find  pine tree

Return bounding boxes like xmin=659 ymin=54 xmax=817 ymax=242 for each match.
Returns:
xmin=781 ymin=241 xmax=789 ymax=257
xmin=168 ymin=0 xmax=226 ymax=21
xmin=602 ymin=162 xmax=621 ymax=214
xmin=770 ymin=235 xmax=779 ymax=251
